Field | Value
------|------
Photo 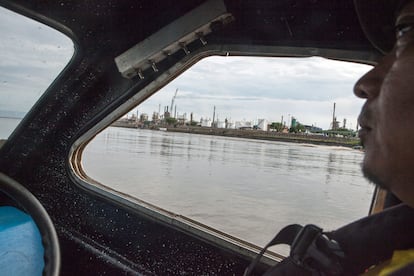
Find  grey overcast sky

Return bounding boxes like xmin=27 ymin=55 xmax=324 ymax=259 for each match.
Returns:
xmin=0 ymin=6 xmax=372 ymax=130
xmin=136 ymin=56 xmax=372 ymax=130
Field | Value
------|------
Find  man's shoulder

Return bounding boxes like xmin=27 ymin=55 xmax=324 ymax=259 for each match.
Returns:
xmin=328 ymin=204 xmax=414 ymax=274
xmin=363 ymin=249 xmax=414 ymax=276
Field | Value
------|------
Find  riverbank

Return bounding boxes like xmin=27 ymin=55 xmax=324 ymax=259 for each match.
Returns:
xmin=111 ymin=121 xmax=360 ymax=148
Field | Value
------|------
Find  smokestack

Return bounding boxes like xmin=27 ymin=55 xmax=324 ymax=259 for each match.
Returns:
xmin=212 ymin=106 xmax=216 ymax=127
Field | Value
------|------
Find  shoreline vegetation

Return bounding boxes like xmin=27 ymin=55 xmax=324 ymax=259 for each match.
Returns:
xmin=111 ymin=121 xmax=361 ymax=148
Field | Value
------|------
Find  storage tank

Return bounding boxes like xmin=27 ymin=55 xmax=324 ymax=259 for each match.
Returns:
xmin=257 ymin=119 xmax=268 ymax=131
xmin=201 ymin=118 xmax=212 ymax=127
xmin=216 ymin=121 xmax=226 ymax=128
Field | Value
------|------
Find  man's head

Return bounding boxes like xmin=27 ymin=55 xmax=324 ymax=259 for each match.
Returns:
xmin=354 ymin=0 xmax=414 ymax=207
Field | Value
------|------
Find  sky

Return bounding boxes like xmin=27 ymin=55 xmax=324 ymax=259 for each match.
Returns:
xmin=0 ymin=7 xmax=372 ymax=130
xmin=135 ymin=56 xmax=372 ymax=130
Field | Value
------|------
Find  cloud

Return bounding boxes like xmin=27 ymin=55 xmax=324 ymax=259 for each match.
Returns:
xmin=138 ymin=56 xmax=371 ymax=129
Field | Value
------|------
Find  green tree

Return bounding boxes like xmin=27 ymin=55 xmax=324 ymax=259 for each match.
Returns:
xmin=289 ymin=123 xmax=305 ymax=133
xmin=270 ymin=122 xmax=283 ymax=132
xmin=185 ymin=121 xmax=198 ymax=126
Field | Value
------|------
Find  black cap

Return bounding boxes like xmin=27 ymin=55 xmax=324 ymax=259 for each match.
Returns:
xmin=354 ymin=0 xmax=408 ymax=54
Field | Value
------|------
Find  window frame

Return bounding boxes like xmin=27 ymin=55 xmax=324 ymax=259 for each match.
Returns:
xmin=69 ymin=43 xmax=376 ymax=263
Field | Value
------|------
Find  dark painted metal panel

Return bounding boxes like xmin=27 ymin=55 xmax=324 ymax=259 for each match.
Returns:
xmin=0 ymin=0 xmax=379 ymax=274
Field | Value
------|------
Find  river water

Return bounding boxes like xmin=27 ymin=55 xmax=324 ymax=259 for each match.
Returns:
xmin=82 ymin=126 xmax=373 ymax=249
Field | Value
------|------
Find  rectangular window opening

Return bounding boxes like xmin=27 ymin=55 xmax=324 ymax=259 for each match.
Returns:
xmin=0 ymin=7 xmax=74 ymax=141
xmin=81 ymin=55 xmax=374 ymax=253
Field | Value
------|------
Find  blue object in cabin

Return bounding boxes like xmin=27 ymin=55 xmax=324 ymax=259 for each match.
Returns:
xmin=0 ymin=206 xmax=44 ymax=276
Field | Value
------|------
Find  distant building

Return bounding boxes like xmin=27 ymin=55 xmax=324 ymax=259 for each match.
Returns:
xmin=236 ymin=120 xmax=253 ymax=129
xmin=330 ymin=117 xmax=340 ymax=130
xmin=201 ymin=118 xmax=212 ymax=127
xmin=216 ymin=120 xmax=226 ymax=128
xmin=304 ymin=125 xmax=323 ymax=134
xmin=152 ymin=112 xmax=159 ymax=121
xmin=257 ymin=119 xmax=268 ymax=131
xmin=139 ymin=113 xmax=148 ymax=122
xmin=226 ymin=121 xmax=235 ymax=129
xmin=177 ymin=113 xmax=187 ymax=125
xmin=291 ymin=117 xmax=297 ymax=128
xmin=128 ymin=113 xmax=138 ymax=121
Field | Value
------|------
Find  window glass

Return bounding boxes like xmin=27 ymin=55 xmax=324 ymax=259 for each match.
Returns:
xmin=82 ymin=56 xmax=373 ymax=251
xmin=0 ymin=7 xmax=73 ymax=140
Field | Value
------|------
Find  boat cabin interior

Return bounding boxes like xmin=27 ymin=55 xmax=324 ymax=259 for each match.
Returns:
xmin=0 ymin=0 xmax=397 ymax=275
